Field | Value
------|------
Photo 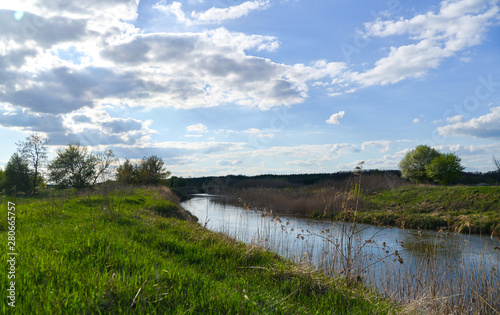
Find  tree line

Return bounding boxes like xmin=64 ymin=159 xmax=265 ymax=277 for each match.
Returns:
xmin=1 ymin=135 xmax=499 ymax=195
xmin=0 ymin=134 xmax=171 ymax=195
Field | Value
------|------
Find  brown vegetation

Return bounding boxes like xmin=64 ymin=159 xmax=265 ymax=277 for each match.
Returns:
xmin=214 ymin=173 xmax=407 ymax=218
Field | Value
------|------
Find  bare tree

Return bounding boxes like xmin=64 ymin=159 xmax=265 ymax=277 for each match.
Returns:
xmin=16 ymin=134 xmax=49 ymax=194
xmin=91 ymin=150 xmax=118 ymax=186
xmin=494 ymin=156 xmax=500 ymax=173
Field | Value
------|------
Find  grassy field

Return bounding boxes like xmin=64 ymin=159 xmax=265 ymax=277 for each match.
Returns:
xmin=0 ymin=185 xmax=396 ymax=314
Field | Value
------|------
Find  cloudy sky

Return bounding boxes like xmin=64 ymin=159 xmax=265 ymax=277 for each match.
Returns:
xmin=1 ymin=0 xmax=499 ymax=176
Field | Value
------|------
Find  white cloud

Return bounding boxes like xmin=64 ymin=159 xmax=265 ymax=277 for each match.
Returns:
xmin=438 ymin=106 xmax=500 ymax=139
xmin=241 ymin=128 xmax=275 ymax=139
xmin=154 ymin=1 xmax=270 ymax=25
xmin=326 ymin=111 xmax=345 ymax=124
xmin=413 ymin=118 xmax=420 ymax=124
xmin=96 ymin=28 xmax=341 ymax=110
xmin=216 ymin=159 xmax=243 ymax=166
xmin=446 ymin=114 xmax=464 ymax=123
xmin=154 ymin=2 xmax=189 ymax=24
xmin=186 ymin=123 xmax=208 ymax=133
xmin=331 ymin=143 xmax=360 ymax=155
xmin=353 ymin=0 xmax=499 ymax=86
xmin=361 ymin=140 xmax=393 ymax=153
xmin=0 ymin=0 xmax=139 ymax=20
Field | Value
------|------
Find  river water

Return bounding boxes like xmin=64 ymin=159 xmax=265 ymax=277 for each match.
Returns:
xmin=182 ymin=195 xmax=500 ymax=310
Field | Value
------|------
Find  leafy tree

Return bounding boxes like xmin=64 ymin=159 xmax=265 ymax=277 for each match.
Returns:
xmin=16 ymin=133 xmax=49 ymax=194
xmin=138 ymin=155 xmax=170 ymax=185
xmin=116 ymin=159 xmax=138 ymax=185
xmin=399 ymin=145 xmax=441 ymax=183
xmin=168 ymin=176 xmax=188 ymax=188
xmin=48 ymin=143 xmax=116 ymax=189
xmin=116 ymin=156 xmax=171 ymax=185
xmin=426 ymin=153 xmax=464 ymax=185
xmin=3 ymin=153 xmax=33 ymax=194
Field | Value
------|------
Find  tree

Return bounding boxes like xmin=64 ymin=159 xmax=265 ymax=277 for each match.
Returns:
xmin=168 ymin=176 xmax=187 ymax=188
xmin=116 ymin=156 xmax=171 ymax=185
xmin=116 ymin=159 xmax=138 ymax=185
xmin=91 ymin=150 xmax=118 ymax=186
xmin=3 ymin=153 xmax=33 ymax=194
xmin=48 ymin=143 xmax=116 ymax=189
xmin=494 ymin=156 xmax=500 ymax=173
xmin=16 ymin=134 xmax=49 ymax=194
xmin=138 ymin=155 xmax=170 ymax=185
xmin=399 ymin=145 xmax=441 ymax=183
xmin=426 ymin=153 xmax=464 ymax=185
xmin=0 ymin=169 xmax=5 ymax=190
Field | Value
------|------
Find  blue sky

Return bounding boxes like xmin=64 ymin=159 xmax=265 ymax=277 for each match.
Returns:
xmin=0 ymin=0 xmax=499 ymax=177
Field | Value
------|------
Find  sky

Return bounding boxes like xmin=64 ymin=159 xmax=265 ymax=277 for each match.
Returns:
xmin=0 ymin=0 xmax=499 ymax=177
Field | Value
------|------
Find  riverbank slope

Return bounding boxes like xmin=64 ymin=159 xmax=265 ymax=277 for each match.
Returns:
xmin=0 ymin=186 xmax=395 ymax=314
xmin=365 ymin=185 xmax=500 ymax=235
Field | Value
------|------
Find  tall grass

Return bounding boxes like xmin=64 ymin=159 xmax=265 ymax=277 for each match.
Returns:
xmin=214 ymin=173 xmax=407 ymax=218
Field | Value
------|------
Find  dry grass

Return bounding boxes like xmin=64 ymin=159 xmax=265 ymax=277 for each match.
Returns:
xmin=214 ymin=174 xmax=408 ymax=218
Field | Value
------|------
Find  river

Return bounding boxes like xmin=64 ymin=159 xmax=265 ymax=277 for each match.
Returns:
xmin=182 ymin=195 xmax=500 ymax=312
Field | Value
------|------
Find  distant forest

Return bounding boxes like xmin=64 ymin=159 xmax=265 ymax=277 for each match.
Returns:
xmin=168 ymin=169 xmax=500 ymax=194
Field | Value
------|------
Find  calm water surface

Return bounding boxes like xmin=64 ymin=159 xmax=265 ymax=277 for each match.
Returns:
xmin=182 ymin=195 xmax=500 ymax=303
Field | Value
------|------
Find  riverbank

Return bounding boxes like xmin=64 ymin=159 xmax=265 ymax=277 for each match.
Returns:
xmin=0 ymin=185 xmax=396 ymax=314
xmin=365 ymin=185 xmax=500 ymax=235
xmin=215 ymin=182 xmax=500 ymax=236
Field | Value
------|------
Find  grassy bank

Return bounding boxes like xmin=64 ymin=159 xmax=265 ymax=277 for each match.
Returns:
xmin=0 ymin=185 xmax=395 ymax=314
xmin=364 ymin=185 xmax=500 ymax=235
xmin=215 ymin=175 xmax=500 ymax=235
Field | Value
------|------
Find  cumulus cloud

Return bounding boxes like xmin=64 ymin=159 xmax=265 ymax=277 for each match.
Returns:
xmin=0 ymin=11 xmax=89 ymax=49
xmin=97 ymin=28 xmax=343 ymax=110
xmin=154 ymin=1 xmax=270 ymax=25
xmin=186 ymin=123 xmax=208 ymax=133
xmin=361 ymin=140 xmax=393 ymax=153
xmin=1 ymin=0 xmax=139 ymax=20
xmin=0 ymin=0 xmax=351 ymax=159
xmin=446 ymin=114 xmax=464 ymax=123
xmin=193 ymin=1 xmax=270 ymax=24
xmin=0 ymin=104 xmax=155 ymax=147
xmin=326 ymin=111 xmax=345 ymax=124
xmin=353 ymin=0 xmax=499 ymax=86
xmin=438 ymin=106 xmax=500 ymax=139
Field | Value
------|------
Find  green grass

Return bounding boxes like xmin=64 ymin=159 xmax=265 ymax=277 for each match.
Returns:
xmin=363 ymin=185 xmax=500 ymax=235
xmin=1 ymin=186 xmax=396 ymax=314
